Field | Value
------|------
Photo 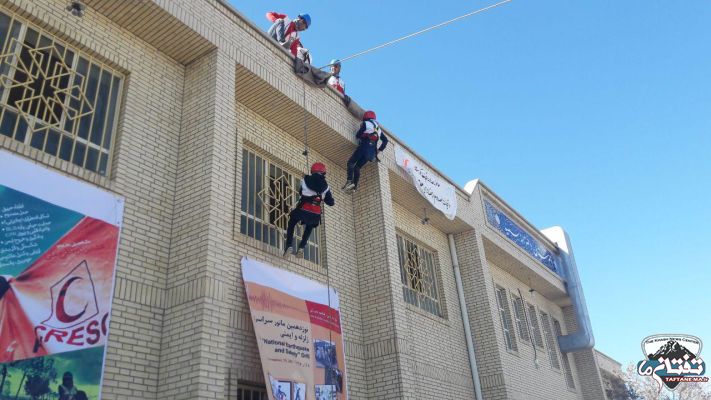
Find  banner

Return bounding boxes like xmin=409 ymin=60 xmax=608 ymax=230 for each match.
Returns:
xmin=0 ymin=150 xmax=123 ymax=399
xmin=242 ymin=257 xmax=348 ymax=400
xmin=394 ymin=144 xmax=458 ymax=220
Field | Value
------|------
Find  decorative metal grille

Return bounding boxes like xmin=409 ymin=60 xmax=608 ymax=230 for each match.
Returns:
xmin=495 ymin=286 xmax=517 ymax=351
xmin=0 ymin=10 xmax=123 ymax=176
xmin=511 ymin=294 xmax=531 ymax=343
xmin=540 ymin=311 xmax=561 ymax=369
xmin=527 ymin=303 xmax=545 ymax=348
xmin=396 ymin=234 xmax=442 ymax=317
xmin=239 ymin=148 xmax=321 ymax=264
xmin=554 ymin=318 xmax=576 ymax=389
xmin=237 ymin=384 xmax=268 ymax=400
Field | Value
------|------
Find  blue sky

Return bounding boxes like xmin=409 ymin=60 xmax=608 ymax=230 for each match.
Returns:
xmin=230 ymin=1 xmax=711 ymax=367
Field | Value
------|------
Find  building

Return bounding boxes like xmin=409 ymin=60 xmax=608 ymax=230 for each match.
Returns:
xmin=0 ymin=1 xmax=608 ymax=399
xmin=596 ymin=350 xmax=626 ymax=399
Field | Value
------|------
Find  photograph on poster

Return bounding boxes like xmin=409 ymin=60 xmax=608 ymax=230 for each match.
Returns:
xmin=314 ymin=384 xmax=336 ymax=400
xmin=274 ymin=381 xmax=291 ymax=400
xmin=293 ymin=383 xmax=306 ymax=400
xmin=325 ymin=367 xmax=343 ymax=392
xmin=314 ymin=340 xmax=337 ymax=368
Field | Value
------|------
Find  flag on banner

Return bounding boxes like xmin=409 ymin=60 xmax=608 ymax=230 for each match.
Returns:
xmin=0 ymin=150 xmax=123 ymax=399
xmin=242 ymin=257 xmax=348 ymax=400
xmin=394 ymin=144 xmax=458 ymax=220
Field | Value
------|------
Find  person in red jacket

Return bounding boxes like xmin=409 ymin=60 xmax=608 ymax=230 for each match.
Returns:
xmin=284 ymin=162 xmax=334 ymax=257
xmin=266 ymin=12 xmax=311 ymax=57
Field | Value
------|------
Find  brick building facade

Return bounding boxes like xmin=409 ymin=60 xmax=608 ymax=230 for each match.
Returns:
xmin=0 ymin=1 xmax=608 ymax=399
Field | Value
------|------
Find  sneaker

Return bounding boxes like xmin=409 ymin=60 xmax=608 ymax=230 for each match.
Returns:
xmin=341 ymin=181 xmax=355 ymax=192
xmin=348 ymin=186 xmax=357 ymax=194
xmin=283 ymin=245 xmax=293 ymax=257
xmin=296 ymin=248 xmax=304 ymax=258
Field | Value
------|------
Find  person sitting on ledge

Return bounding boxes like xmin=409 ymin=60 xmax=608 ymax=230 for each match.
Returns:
xmin=266 ymin=11 xmax=311 ymax=57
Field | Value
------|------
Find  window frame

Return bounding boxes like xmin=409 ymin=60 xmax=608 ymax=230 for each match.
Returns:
xmin=540 ymin=311 xmax=561 ymax=370
xmin=494 ymin=285 xmax=518 ymax=352
xmin=510 ymin=293 xmax=531 ymax=344
xmin=0 ymin=9 xmax=124 ymax=177
xmin=396 ymin=232 xmax=444 ymax=318
xmin=527 ymin=302 xmax=545 ymax=348
xmin=553 ymin=318 xmax=576 ymax=390
xmin=238 ymin=147 xmax=323 ymax=265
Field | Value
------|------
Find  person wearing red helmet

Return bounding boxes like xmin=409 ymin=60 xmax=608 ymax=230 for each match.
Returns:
xmin=342 ymin=110 xmax=389 ymax=193
xmin=266 ymin=12 xmax=311 ymax=57
xmin=284 ymin=162 xmax=335 ymax=257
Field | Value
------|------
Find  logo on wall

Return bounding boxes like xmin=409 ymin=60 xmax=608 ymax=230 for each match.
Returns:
xmin=637 ymin=334 xmax=708 ymax=392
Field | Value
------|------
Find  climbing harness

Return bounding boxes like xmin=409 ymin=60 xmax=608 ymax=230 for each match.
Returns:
xmin=319 ymin=0 xmax=513 ymax=69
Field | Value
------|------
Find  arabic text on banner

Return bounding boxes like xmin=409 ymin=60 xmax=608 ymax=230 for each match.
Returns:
xmin=242 ymin=257 xmax=348 ymax=400
xmin=394 ymin=144 xmax=457 ymax=220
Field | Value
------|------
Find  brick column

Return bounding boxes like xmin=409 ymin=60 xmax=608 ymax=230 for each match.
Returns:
xmin=352 ymin=162 xmax=417 ymax=399
xmin=454 ymin=230 xmax=510 ymax=400
xmin=158 ymin=48 xmax=237 ymax=400
xmin=563 ymin=307 xmax=608 ymax=400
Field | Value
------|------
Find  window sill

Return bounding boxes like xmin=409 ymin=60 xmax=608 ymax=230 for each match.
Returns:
xmin=1 ymin=138 xmax=111 ymax=188
xmin=233 ymin=231 xmax=328 ymax=275
xmin=404 ymin=302 xmax=449 ymax=326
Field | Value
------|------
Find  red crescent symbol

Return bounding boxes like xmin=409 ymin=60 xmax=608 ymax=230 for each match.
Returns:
xmin=56 ymin=277 xmax=87 ymax=323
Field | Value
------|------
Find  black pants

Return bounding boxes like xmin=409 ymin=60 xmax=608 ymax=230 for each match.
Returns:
xmin=285 ymin=208 xmax=320 ymax=249
xmin=347 ymin=145 xmax=375 ymax=187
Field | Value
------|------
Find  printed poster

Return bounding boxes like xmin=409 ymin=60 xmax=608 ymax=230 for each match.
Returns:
xmin=242 ymin=257 xmax=348 ymax=400
xmin=394 ymin=144 xmax=457 ymax=220
xmin=0 ymin=150 xmax=124 ymax=399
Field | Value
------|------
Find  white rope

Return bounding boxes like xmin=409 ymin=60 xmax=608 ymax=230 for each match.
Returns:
xmin=319 ymin=0 xmax=513 ymax=69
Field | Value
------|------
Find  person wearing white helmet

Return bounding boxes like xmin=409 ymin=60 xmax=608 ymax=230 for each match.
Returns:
xmin=266 ymin=12 xmax=311 ymax=57
xmin=342 ymin=110 xmax=388 ymax=193
xmin=327 ymin=59 xmax=345 ymax=94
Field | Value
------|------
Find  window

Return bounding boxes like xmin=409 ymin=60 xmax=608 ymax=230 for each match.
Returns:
xmin=494 ymin=286 xmax=517 ymax=351
xmin=239 ymin=148 xmax=322 ymax=264
xmin=396 ymin=234 xmax=442 ymax=317
xmin=237 ymin=383 xmax=267 ymax=400
xmin=540 ymin=311 xmax=561 ymax=369
xmin=511 ymin=294 xmax=530 ymax=343
xmin=527 ymin=303 xmax=545 ymax=348
xmin=0 ymin=10 xmax=123 ymax=175
xmin=554 ymin=319 xmax=576 ymax=389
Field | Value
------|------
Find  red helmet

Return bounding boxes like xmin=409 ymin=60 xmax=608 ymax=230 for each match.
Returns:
xmin=362 ymin=110 xmax=376 ymax=120
xmin=310 ymin=162 xmax=327 ymax=174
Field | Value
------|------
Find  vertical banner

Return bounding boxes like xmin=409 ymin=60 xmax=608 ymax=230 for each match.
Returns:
xmin=394 ymin=144 xmax=457 ymax=220
xmin=242 ymin=257 xmax=348 ymax=400
xmin=0 ymin=150 xmax=123 ymax=400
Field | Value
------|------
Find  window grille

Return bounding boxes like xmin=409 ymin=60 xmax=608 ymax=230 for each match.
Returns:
xmin=494 ymin=286 xmax=517 ymax=351
xmin=237 ymin=384 xmax=268 ymax=400
xmin=540 ymin=311 xmax=561 ymax=369
xmin=396 ymin=234 xmax=442 ymax=317
xmin=0 ymin=10 xmax=123 ymax=176
xmin=527 ymin=303 xmax=545 ymax=348
xmin=239 ymin=148 xmax=321 ymax=264
xmin=511 ymin=294 xmax=530 ymax=343
xmin=554 ymin=318 xmax=576 ymax=389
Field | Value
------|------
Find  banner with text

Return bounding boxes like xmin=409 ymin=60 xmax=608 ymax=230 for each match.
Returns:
xmin=394 ymin=144 xmax=457 ymax=220
xmin=242 ymin=257 xmax=348 ymax=400
xmin=0 ymin=150 xmax=124 ymax=399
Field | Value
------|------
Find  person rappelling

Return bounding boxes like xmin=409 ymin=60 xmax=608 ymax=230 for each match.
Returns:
xmin=284 ymin=162 xmax=334 ymax=257
xmin=342 ymin=111 xmax=389 ymax=194
xmin=327 ymin=59 xmax=345 ymax=94
xmin=266 ymin=12 xmax=311 ymax=57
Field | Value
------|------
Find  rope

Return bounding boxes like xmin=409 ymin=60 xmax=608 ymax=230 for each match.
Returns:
xmin=319 ymin=0 xmax=513 ymax=69
xmin=301 ymin=81 xmax=310 ymax=171
xmin=300 ymin=81 xmax=334 ymax=355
